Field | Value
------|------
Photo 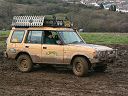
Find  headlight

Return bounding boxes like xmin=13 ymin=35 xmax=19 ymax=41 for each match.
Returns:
xmin=96 ymin=51 xmax=105 ymax=57
xmin=94 ymin=51 xmax=102 ymax=58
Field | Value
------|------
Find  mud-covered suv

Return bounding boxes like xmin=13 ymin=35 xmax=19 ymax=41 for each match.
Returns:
xmin=5 ymin=16 xmax=116 ymax=76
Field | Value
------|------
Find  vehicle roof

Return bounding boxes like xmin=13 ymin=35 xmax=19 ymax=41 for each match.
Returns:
xmin=12 ymin=27 xmax=74 ymax=31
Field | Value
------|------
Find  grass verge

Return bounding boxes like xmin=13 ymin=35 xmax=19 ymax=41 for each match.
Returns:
xmin=81 ymin=33 xmax=128 ymax=44
xmin=0 ymin=31 xmax=10 ymax=37
xmin=0 ymin=31 xmax=128 ymax=45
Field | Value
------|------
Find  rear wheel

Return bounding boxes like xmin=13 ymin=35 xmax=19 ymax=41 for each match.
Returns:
xmin=17 ymin=54 xmax=33 ymax=72
xmin=72 ymin=57 xmax=89 ymax=77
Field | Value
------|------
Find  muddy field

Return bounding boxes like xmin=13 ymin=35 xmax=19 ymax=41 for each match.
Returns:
xmin=0 ymin=45 xmax=128 ymax=96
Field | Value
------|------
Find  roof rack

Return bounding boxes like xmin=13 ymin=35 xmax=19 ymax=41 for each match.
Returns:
xmin=12 ymin=15 xmax=71 ymax=28
xmin=12 ymin=16 xmax=45 ymax=27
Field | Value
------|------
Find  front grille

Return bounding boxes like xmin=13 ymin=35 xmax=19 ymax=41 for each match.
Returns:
xmin=99 ymin=51 xmax=114 ymax=60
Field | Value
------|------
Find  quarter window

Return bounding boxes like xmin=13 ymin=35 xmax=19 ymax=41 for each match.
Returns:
xmin=26 ymin=31 xmax=43 ymax=44
xmin=11 ymin=30 xmax=25 ymax=43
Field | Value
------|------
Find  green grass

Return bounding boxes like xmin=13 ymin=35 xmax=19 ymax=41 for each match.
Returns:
xmin=0 ymin=31 xmax=9 ymax=48
xmin=0 ymin=31 xmax=10 ymax=37
xmin=81 ymin=33 xmax=128 ymax=44
xmin=0 ymin=31 xmax=128 ymax=45
xmin=0 ymin=41 xmax=6 ymax=48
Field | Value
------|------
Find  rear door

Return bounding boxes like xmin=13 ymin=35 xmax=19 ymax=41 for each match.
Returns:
xmin=24 ymin=30 xmax=43 ymax=63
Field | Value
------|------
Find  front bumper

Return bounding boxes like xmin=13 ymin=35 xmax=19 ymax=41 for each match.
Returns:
xmin=90 ymin=56 xmax=116 ymax=64
xmin=90 ymin=49 xmax=117 ymax=64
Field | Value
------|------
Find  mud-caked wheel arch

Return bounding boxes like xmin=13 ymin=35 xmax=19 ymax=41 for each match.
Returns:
xmin=17 ymin=54 xmax=33 ymax=72
xmin=72 ymin=57 xmax=89 ymax=77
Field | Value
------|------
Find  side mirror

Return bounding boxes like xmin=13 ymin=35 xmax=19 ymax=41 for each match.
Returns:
xmin=56 ymin=40 xmax=63 ymax=45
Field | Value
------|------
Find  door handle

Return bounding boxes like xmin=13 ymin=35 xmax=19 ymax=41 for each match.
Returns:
xmin=25 ymin=46 xmax=29 ymax=48
xmin=43 ymin=47 xmax=47 ymax=49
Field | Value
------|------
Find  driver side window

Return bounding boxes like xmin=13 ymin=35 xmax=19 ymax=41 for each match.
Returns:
xmin=43 ymin=31 xmax=62 ymax=45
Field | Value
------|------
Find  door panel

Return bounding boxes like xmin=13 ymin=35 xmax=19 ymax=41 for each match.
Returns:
xmin=24 ymin=44 xmax=42 ymax=63
xmin=41 ymin=45 xmax=64 ymax=64
xmin=24 ymin=30 xmax=43 ymax=63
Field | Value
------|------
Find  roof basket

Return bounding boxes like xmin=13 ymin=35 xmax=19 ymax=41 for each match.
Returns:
xmin=12 ymin=15 xmax=72 ymax=28
xmin=12 ymin=16 xmax=45 ymax=27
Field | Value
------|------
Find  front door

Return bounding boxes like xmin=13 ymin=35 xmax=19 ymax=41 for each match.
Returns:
xmin=42 ymin=45 xmax=64 ymax=64
xmin=41 ymin=31 xmax=64 ymax=64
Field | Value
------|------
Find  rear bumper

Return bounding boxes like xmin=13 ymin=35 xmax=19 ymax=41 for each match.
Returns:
xmin=4 ymin=51 xmax=16 ymax=59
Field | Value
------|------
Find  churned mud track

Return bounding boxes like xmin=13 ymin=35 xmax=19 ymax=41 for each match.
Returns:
xmin=0 ymin=45 xmax=128 ymax=96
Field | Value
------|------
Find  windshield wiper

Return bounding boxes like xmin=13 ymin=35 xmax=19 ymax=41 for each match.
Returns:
xmin=69 ymin=41 xmax=83 ymax=44
xmin=79 ymin=41 xmax=84 ymax=44
xmin=68 ymin=41 xmax=78 ymax=44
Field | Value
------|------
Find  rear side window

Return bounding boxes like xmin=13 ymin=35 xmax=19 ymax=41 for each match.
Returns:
xmin=11 ymin=30 xmax=25 ymax=43
xmin=26 ymin=31 xmax=43 ymax=44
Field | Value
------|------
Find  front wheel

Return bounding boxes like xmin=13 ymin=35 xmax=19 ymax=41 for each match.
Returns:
xmin=72 ymin=57 xmax=89 ymax=77
xmin=17 ymin=54 xmax=33 ymax=72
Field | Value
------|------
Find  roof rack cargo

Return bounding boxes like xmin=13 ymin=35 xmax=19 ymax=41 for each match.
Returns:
xmin=12 ymin=15 xmax=71 ymax=28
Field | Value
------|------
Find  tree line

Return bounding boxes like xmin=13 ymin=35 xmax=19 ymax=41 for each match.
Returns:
xmin=0 ymin=0 xmax=128 ymax=32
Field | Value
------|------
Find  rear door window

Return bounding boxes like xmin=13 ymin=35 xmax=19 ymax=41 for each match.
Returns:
xmin=11 ymin=30 xmax=25 ymax=43
xmin=26 ymin=31 xmax=43 ymax=44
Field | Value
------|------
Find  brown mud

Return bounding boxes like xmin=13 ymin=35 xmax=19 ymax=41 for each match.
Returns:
xmin=0 ymin=45 xmax=128 ymax=96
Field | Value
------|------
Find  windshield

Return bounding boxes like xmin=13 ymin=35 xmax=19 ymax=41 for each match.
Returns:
xmin=58 ymin=31 xmax=84 ymax=44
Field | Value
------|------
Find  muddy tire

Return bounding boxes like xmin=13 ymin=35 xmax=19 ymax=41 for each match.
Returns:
xmin=93 ymin=64 xmax=107 ymax=72
xmin=72 ymin=57 xmax=88 ymax=77
xmin=17 ymin=54 xmax=33 ymax=72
